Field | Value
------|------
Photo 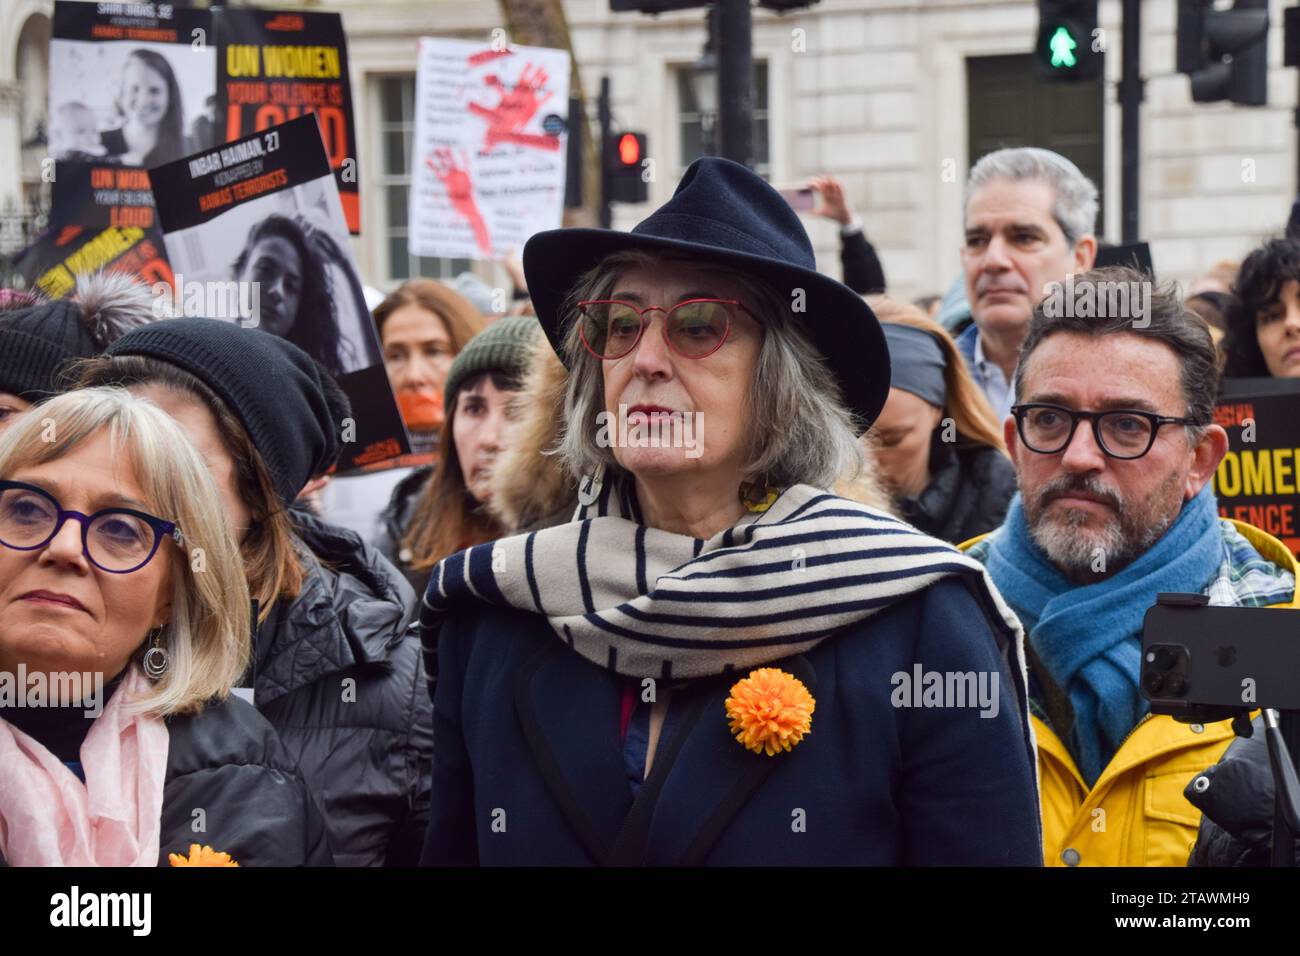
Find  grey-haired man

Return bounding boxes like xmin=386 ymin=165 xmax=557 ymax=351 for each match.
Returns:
xmin=957 ymin=147 xmax=1099 ymax=419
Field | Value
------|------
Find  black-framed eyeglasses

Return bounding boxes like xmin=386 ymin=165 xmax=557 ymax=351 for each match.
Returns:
xmin=1010 ymin=403 xmax=1204 ymax=460
xmin=0 ymin=480 xmax=183 ymax=574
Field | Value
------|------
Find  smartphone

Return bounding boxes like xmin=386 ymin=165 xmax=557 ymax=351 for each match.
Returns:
xmin=778 ymin=187 xmax=815 ymax=211
xmin=1142 ymin=594 xmax=1300 ymax=720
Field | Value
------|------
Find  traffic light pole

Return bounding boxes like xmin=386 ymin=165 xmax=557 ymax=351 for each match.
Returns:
xmin=599 ymin=76 xmax=612 ymax=229
xmin=565 ymin=93 xmax=584 ymax=210
xmin=717 ymin=0 xmax=754 ymax=168
xmin=1119 ymin=0 xmax=1143 ymax=243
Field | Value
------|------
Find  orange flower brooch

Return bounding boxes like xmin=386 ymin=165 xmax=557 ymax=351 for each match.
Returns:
xmin=725 ymin=667 xmax=815 ymax=756
xmin=168 ymin=844 xmax=240 ymax=867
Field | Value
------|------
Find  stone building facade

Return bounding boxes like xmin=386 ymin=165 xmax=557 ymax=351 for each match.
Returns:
xmin=4 ymin=0 xmax=1297 ymax=296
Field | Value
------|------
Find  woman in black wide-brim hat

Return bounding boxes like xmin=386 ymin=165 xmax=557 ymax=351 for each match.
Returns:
xmin=419 ymin=157 xmax=1042 ymax=866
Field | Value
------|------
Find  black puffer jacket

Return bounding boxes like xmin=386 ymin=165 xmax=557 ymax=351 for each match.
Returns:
xmin=374 ymin=466 xmax=434 ymax=595
xmin=251 ymin=509 xmax=433 ymax=866
xmin=158 ymin=695 xmax=335 ymax=866
xmin=896 ymin=438 xmax=1016 ymax=545
xmin=0 ymin=693 xmax=333 ymax=867
xmin=1186 ymin=716 xmax=1300 ymax=866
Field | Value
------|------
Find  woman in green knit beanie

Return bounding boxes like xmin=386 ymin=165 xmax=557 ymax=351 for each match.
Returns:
xmin=380 ymin=315 xmax=540 ymax=593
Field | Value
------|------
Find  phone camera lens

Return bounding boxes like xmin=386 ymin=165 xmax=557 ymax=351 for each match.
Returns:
xmin=1151 ymin=647 xmax=1177 ymax=671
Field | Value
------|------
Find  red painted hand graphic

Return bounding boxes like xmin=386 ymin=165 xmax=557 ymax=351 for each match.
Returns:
xmin=427 ymin=148 xmax=491 ymax=257
xmin=468 ymin=63 xmax=555 ymax=150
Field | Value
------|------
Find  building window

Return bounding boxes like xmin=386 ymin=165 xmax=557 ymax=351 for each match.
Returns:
xmin=375 ymin=75 xmax=471 ymax=284
xmin=17 ymin=13 xmax=51 ymax=202
xmin=676 ymin=60 xmax=769 ymax=177
xmin=966 ymin=54 xmax=1104 ymax=222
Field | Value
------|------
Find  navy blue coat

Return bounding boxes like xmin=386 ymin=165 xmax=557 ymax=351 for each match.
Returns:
xmin=422 ymin=576 xmax=1042 ymax=866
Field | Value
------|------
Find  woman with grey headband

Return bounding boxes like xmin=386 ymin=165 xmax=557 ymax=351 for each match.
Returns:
xmin=870 ymin=297 xmax=1016 ymax=545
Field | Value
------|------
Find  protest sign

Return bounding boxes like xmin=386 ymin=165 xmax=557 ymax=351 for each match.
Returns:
xmin=148 ymin=114 xmax=407 ymax=472
xmin=409 ymin=37 xmax=571 ymax=261
xmin=214 ymin=7 xmax=360 ymax=234
xmin=13 ymin=224 xmax=173 ymax=301
xmin=1094 ymin=241 xmax=1153 ymax=276
xmin=51 ymin=162 xmax=158 ymax=231
xmin=1214 ymin=378 xmax=1300 ymax=555
xmin=48 ymin=0 xmax=217 ymax=242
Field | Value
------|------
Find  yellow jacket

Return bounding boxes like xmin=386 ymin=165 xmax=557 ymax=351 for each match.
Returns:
xmin=958 ymin=519 xmax=1299 ymax=867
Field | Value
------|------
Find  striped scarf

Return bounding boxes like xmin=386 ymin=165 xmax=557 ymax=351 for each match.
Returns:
xmin=418 ymin=474 xmax=1028 ymax=687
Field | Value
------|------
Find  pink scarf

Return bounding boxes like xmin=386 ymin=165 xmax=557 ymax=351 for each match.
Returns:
xmin=0 ymin=666 xmax=170 ymax=866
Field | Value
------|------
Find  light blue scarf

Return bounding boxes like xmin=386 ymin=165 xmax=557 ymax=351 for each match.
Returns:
xmin=984 ymin=483 xmax=1223 ymax=784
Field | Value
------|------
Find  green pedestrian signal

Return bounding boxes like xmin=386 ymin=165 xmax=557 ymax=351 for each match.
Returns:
xmin=1049 ymin=26 xmax=1078 ymax=69
xmin=1035 ymin=2 xmax=1100 ymax=82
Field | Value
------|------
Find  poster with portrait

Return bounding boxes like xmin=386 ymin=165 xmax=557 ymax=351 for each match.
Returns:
xmin=213 ymin=7 xmax=360 ymax=234
xmin=47 ymin=0 xmax=217 ymax=250
xmin=409 ymin=37 xmax=571 ymax=261
xmin=50 ymin=162 xmax=159 ymax=232
xmin=1214 ymin=378 xmax=1300 ymax=555
xmin=148 ymin=114 xmax=407 ymax=472
xmin=13 ymin=223 xmax=173 ymax=301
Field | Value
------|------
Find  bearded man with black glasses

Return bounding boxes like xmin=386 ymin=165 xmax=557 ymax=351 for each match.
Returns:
xmin=960 ymin=265 xmax=1300 ymax=868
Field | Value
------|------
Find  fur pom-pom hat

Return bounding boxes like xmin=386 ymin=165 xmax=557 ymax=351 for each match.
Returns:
xmin=0 ymin=272 xmax=157 ymax=401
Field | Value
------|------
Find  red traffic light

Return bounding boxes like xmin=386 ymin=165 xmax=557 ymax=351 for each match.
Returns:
xmin=606 ymin=131 xmax=648 ymax=203
xmin=618 ymin=133 xmax=641 ymax=165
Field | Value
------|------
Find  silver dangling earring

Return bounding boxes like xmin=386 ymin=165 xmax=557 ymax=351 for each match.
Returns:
xmin=142 ymin=627 xmax=169 ymax=680
xmin=577 ymin=466 xmax=604 ymax=508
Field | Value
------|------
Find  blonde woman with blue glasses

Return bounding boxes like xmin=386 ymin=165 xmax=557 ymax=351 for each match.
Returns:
xmin=0 ymin=388 xmax=331 ymax=866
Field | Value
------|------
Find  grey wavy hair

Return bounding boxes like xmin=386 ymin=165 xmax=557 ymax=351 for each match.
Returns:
xmin=555 ymin=250 xmax=865 ymax=490
xmin=965 ymin=147 xmax=1099 ymax=247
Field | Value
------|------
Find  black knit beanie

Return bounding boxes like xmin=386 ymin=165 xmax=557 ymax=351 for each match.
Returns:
xmin=0 ymin=301 xmax=104 ymax=401
xmin=105 ymin=319 xmax=340 ymax=507
xmin=0 ymin=273 xmax=164 ymax=401
xmin=443 ymin=315 xmax=540 ymax=409
xmin=314 ymin=358 xmax=353 ymax=473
